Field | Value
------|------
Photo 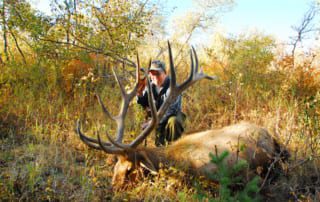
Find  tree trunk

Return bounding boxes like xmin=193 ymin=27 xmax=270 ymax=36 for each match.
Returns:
xmin=66 ymin=1 xmax=71 ymax=45
xmin=73 ymin=0 xmax=77 ymax=45
xmin=0 ymin=52 xmax=4 ymax=65
xmin=2 ymin=0 xmax=9 ymax=62
xmin=9 ymin=28 xmax=27 ymax=64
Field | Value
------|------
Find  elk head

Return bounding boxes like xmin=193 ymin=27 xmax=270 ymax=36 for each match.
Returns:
xmin=76 ymin=42 xmax=216 ymax=188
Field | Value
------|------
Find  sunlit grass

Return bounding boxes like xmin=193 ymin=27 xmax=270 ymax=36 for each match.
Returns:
xmin=1 ymin=51 xmax=320 ymax=201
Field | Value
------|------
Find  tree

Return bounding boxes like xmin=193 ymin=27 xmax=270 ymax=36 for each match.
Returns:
xmin=1 ymin=0 xmax=10 ymax=63
xmin=0 ymin=0 xmax=51 ymax=64
xmin=206 ymin=32 xmax=277 ymax=115
xmin=165 ymin=0 xmax=234 ymax=68
xmin=43 ymin=0 xmax=157 ymax=66
xmin=290 ymin=2 xmax=320 ymax=67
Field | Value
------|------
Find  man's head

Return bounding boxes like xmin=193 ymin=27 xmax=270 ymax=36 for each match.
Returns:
xmin=149 ymin=60 xmax=167 ymax=87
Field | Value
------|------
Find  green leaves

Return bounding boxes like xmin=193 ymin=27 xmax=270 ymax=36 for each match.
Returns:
xmin=195 ymin=151 xmax=261 ymax=202
xmin=7 ymin=0 xmax=51 ymax=39
xmin=210 ymin=150 xmax=229 ymax=164
xmin=0 ymin=0 xmax=157 ymax=63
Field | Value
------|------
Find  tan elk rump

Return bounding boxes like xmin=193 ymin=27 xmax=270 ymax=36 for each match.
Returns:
xmin=76 ymin=42 xmax=288 ymax=188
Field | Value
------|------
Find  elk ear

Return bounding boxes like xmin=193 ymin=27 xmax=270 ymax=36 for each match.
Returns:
xmin=138 ymin=151 xmax=158 ymax=175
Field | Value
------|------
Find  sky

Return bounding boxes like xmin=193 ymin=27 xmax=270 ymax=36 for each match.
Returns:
xmin=31 ymin=0 xmax=317 ymax=46
xmin=220 ymin=0 xmax=311 ymax=41
xmin=165 ymin=0 xmax=317 ymax=45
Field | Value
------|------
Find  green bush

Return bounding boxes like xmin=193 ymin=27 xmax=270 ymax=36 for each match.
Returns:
xmin=194 ymin=151 xmax=261 ymax=202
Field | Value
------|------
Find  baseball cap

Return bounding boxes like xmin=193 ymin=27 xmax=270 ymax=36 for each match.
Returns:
xmin=149 ymin=60 xmax=166 ymax=73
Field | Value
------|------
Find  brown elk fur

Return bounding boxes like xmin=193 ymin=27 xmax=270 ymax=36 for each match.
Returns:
xmin=111 ymin=122 xmax=288 ymax=188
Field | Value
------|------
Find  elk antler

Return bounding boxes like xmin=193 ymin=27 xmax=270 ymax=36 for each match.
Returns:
xmin=77 ymin=54 xmax=157 ymax=155
xmin=76 ymin=41 xmax=217 ymax=154
xmin=155 ymin=42 xmax=217 ymax=122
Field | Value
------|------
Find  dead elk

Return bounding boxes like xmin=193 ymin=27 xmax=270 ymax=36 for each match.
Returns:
xmin=76 ymin=42 xmax=289 ymax=189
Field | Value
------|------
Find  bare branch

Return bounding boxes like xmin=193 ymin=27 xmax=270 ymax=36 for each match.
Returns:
xmin=39 ymin=37 xmax=136 ymax=67
xmin=290 ymin=3 xmax=320 ymax=65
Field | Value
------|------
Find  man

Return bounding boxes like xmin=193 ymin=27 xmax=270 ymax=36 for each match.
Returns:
xmin=137 ymin=60 xmax=185 ymax=146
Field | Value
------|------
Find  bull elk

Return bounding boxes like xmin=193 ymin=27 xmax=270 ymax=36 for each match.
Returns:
xmin=76 ymin=42 xmax=288 ymax=189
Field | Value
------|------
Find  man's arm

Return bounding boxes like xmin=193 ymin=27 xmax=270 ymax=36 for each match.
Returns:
xmin=136 ymin=76 xmax=149 ymax=107
xmin=160 ymin=94 xmax=182 ymax=124
xmin=137 ymin=88 xmax=149 ymax=108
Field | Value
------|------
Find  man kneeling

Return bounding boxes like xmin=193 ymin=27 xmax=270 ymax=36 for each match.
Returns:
xmin=137 ymin=60 xmax=186 ymax=146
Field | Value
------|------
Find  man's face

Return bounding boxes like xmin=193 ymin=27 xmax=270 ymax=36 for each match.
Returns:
xmin=149 ymin=70 xmax=166 ymax=87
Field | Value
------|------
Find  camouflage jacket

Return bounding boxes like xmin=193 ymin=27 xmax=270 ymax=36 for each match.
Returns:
xmin=137 ymin=76 xmax=182 ymax=124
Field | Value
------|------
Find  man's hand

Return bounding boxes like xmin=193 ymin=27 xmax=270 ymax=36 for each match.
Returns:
xmin=137 ymin=76 xmax=147 ymax=96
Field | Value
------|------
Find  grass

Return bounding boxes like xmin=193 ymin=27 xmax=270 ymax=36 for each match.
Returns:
xmin=1 ymin=52 xmax=320 ymax=201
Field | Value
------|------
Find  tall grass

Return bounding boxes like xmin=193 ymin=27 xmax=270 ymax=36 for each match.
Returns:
xmin=1 ymin=39 xmax=320 ymax=200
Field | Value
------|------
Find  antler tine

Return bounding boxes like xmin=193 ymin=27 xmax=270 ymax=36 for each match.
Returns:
xmin=177 ymin=47 xmax=198 ymax=93
xmin=157 ymin=42 xmax=217 ymax=121
xmin=192 ymin=46 xmax=199 ymax=74
xmin=113 ymin=55 xmax=143 ymax=143
xmin=97 ymin=133 xmax=126 ymax=155
xmin=111 ymin=65 xmax=132 ymax=142
xmin=113 ymin=90 xmax=130 ymax=143
xmin=182 ymin=49 xmax=195 ymax=86
xmin=105 ymin=131 xmax=132 ymax=150
xmin=136 ymin=53 xmax=141 ymax=75
xmin=127 ymin=53 xmax=141 ymax=98
xmin=178 ymin=46 xmax=217 ymax=93
xmin=191 ymin=46 xmax=217 ymax=81
xmin=190 ymin=49 xmax=195 ymax=76
xmin=76 ymin=119 xmax=113 ymax=150
xmin=168 ymin=41 xmax=177 ymax=89
xmin=97 ymin=94 xmax=114 ymax=120
xmin=135 ymin=54 xmax=140 ymax=86
xmin=112 ymin=67 xmax=126 ymax=99
xmin=156 ymin=43 xmax=177 ymax=120
xmin=130 ymin=76 xmax=158 ymax=148
xmin=96 ymin=90 xmax=127 ymax=144
xmin=148 ymin=59 xmax=152 ymax=68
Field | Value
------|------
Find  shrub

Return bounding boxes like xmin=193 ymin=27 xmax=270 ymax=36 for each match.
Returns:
xmin=194 ymin=151 xmax=261 ymax=202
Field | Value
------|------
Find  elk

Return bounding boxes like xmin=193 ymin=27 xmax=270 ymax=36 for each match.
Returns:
xmin=76 ymin=42 xmax=288 ymax=189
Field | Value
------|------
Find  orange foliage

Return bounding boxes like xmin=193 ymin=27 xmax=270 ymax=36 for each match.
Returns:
xmin=88 ymin=53 xmax=106 ymax=64
xmin=277 ymin=55 xmax=294 ymax=69
xmin=61 ymin=53 xmax=106 ymax=94
xmin=276 ymin=54 xmax=319 ymax=98
xmin=291 ymin=66 xmax=320 ymax=97
xmin=62 ymin=59 xmax=92 ymax=93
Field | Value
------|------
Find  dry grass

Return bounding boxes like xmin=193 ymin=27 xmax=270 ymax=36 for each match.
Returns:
xmin=1 ymin=51 xmax=320 ymax=201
